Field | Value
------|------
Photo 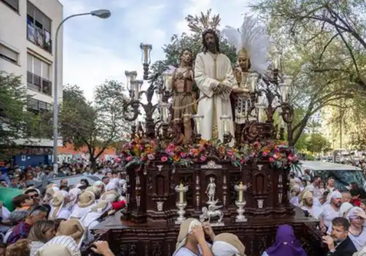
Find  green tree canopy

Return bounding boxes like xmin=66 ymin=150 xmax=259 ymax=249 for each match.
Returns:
xmin=0 ymin=72 xmax=39 ymax=154
xmin=56 ymin=81 xmax=130 ymax=170
xmin=250 ymin=0 xmax=365 ymax=146
xmin=305 ymin=133 xmax=331 ymax=154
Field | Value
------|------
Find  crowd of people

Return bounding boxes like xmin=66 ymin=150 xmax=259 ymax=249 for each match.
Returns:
xmin=0 ymin=162 xmax=126 ymax=256
xmin=289 ymin=172 xmax=366 ymax=256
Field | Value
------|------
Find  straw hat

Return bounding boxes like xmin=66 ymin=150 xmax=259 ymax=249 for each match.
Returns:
xmin=100 ymin=190 xmax=119 ymax=203
xmin=77 ymin=191 xmax=95 ymax=208
xmin=85 ymin=186 xmax=101 ymax=198
xmin=56 ymin=219 xmax=85 ymax=246
xmin=212 ymin=233 xmax=246 ymax=256
xmin=52 ymin=191 xmax=64 ymax=207
xmin=91 ymin=200 xmax=110 ymax=213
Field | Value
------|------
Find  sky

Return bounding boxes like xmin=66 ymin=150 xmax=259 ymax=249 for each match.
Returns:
xmin=59 ymin=0 xmax=256 ymax=100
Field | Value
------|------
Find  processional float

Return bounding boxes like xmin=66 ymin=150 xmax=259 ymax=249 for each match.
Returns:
xmin=89 ymin=14 xmax=324 ymax=256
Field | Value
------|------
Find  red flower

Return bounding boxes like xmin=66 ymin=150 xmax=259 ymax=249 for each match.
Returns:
xmin=253 ymin=142 xmax=260 ymax=148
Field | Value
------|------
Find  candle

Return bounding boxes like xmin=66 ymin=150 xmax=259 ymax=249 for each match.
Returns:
xmin=144 ymin=47 xmax=148 ymax=64
xmin=179 ymin=183 xmax=184 ymax=203
xmin=161 ymin=104 xmax=168 ymax=123
xmin=223 ymin=118 xmax=228 ymax=134
xmin=258 ymin=108 xmax=264 ymax=122
xmin=238 ymin=182 xmax=243 ymax=203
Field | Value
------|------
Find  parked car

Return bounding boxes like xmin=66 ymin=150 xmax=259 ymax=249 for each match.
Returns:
xmin=50 ymin=174 xmax=101 ymax=187
xmin=292 ymin=161 xmax=365 ymax=191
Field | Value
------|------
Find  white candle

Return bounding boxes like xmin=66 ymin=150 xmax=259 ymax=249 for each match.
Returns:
xmin=179 ymin=183 xmax=184 ymax=203
xmin=195 ymin=119 xmax=200 ymax=134
xmin=238 ymin=182 xmax=243 ymax=203
xmin=223 ymin=118 xmax=228 ymax=133
xmin=258 ymin=108 xmax=264 ymax=122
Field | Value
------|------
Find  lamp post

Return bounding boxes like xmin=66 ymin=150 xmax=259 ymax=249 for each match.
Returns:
xmin=52 ymin=9 xmax=111 ymax=173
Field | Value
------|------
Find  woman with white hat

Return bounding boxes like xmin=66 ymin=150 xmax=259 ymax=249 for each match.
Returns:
xmin=173 ymin=218 xmax=214 ymax=256
xmin=211 ymin=233 xmax=246 ymax=256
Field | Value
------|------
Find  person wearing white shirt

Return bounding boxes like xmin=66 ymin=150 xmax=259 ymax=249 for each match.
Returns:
xmin=347 ymin=207 xmax=366 ymax=251
xmin=173 ymin=219 xmax=213 ymax=256
xmin=320 ymin=191 xmax=342 ymax=233
xmin=299 ymin=191 xmax=322 ymax=219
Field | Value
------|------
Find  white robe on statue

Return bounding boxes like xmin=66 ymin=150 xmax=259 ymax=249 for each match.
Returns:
xmin=195 ymin=52 xmax=235 ymax=145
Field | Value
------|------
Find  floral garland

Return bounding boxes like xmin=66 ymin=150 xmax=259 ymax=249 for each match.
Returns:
xmin=119 ymin=138 xmax=298 ymax=170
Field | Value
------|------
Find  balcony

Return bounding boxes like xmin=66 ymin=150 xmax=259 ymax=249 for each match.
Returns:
xmin=27 ymin=24 xmax=52 ymax=53
xmin=27 ymin=71 xmax=52 ymax=96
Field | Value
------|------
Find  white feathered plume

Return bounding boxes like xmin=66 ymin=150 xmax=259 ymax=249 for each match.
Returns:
xmin=221 ymin=15 xmax=270 ymax=74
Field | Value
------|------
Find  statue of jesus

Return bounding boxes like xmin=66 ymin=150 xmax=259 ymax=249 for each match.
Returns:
xmin=194 ymin=29 xmax=235 ymax=144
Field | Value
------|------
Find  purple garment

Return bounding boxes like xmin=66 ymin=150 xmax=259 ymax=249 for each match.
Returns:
xmin=266 ymin=225 xmax=307 ymax=256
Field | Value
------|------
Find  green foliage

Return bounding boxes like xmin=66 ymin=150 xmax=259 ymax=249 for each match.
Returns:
xmin=305 ymin=133 xmax=331 ymax=153
xmin=0 ymin=72 xmax=39 ymax=148
xmin=250 ymin=0 xmax=366 ymax=146
xmin=151 ymin=10 xmax=237 ymax=75
xmin=57 ymin=82 xmax=130 ymax=168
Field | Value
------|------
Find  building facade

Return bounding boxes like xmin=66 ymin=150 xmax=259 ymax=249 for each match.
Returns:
xmin=0 ymin=0 xmax=63 ymax=167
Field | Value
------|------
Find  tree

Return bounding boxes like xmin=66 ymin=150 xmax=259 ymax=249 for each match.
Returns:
xmin=0 ymin=72 xmax=39 ymax=155
xmin=252 ymin=0 xmax=366 ymax=90
xmin=151 ymin=9 xmax=237 ymax=75
xmin=305 ymin=133 xmax=331 ymax=154
xmin=58 ymin=81 xmax=129 ymax=170
xmin=250 ymin=1 xmax=364 ymax=146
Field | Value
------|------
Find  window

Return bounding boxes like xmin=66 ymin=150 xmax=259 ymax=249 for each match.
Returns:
xmin=0 ymin=43 xmax=18 ymax=64
xmin=27 ymin=97 xmax=51 ymax=114
xmin=27 ymin=1 xmax=52 ymax=53
xmin=1 ymin=0 xmax=19 ymax=12
xmin=27 ymin=54 xmax=52 ymax=96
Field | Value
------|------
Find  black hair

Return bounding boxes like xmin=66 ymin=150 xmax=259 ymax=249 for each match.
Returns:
xmin=202 ymin=29 xmax=220 ymax=53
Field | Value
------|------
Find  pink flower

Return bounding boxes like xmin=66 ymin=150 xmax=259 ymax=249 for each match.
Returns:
xmin=126 ymin=156 xmax=132 ymax=162
xmin=147 ymin=154 xmax=155 ymax=160
xmin=273 ymin=154 xmax=279 ymax=159
xmin=180 ymin=152 xmax=187 ymax=158
xmin=200 ymin=155 xmax=207 ymax=162
xmin=288 ymin=154 xmax=293 ymax=161
xmin=262 ymin=152 xmax=268 ymax=157
xmin=240 ymin=159 xmax=245 ymax=164
xmin=165 ymin=148 xmax=173 ymax=154
xmin=161 ymin=156 xmax=168 ymax=162
xmin=253 ymin=142 xmax=260 ymax=148
xmin=269 ymin=157 xmax=275 ymax=163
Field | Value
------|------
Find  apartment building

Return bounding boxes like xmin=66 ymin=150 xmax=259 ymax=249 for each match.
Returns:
xmin=0 ymin=0 xmax=63 ymax=166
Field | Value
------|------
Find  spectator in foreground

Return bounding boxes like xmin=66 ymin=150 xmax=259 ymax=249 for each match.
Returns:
xmin=7 ymin=205 xmax=48 ymax=244
xmin=322 ymin=217 xmax=357 ymax=256
xmin=261 ymin=225 xmax=306 ymax=256
xmin=173 ymin=218 xmax=213 ymax=256
xmin=211 ymin=233 xmax=245 ymax=256
xmin=28 ymin=220 xmax=56 ymax=256
xmin=5 ymin=239 xmax=30 ymax=256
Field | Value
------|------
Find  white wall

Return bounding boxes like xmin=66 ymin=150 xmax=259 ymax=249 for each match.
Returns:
xmin=0 ymin=0 xmax=63 ymax=147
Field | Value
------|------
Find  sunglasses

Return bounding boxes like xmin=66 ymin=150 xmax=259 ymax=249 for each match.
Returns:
xmin=29 ymin=194 xmax=39 ymax=199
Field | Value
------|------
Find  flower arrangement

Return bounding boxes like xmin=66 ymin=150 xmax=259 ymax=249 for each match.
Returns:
xmin=120 ymin=138 xmax=298 ymax=171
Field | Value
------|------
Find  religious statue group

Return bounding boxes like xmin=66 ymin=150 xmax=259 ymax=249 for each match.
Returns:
xmin=167 ymin=15 xmax=270 ymax=146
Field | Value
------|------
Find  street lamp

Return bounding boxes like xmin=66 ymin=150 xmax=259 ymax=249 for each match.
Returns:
xmin=52 ymin=9 xmax=111 ymax=173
